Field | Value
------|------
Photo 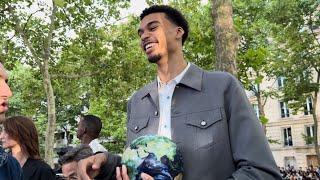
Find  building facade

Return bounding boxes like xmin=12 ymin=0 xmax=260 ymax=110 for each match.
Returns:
xmin=248 ymin=76 xmax=320 ymax=169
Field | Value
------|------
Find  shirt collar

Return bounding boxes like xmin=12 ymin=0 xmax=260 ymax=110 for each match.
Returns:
xmin=157 ymin=62 xmax=190 ymax=88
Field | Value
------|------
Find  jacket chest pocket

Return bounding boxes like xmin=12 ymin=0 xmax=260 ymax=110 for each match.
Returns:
xmin=186 ymin=108 xmax=223 ymax=149
xmin=128 ymin=116 xmax=150 ymax=133
xmin=127 ymin=115 xmax=160 ymax=143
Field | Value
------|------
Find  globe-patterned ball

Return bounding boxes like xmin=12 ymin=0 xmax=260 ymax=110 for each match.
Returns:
xmin=121 ymin=135 xmax=183 ymax=180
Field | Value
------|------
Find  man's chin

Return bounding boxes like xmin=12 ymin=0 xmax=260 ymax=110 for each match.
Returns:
xmin=147 ymin=54 xmax=161 ymax=63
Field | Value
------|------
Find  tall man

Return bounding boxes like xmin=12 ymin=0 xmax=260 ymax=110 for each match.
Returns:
xmin=77 ymin=115 xmax=107 ymax=153
xmin=78 ymin=5 xmax=282 ymax=180
xmin=0 ymin=62 xmax=23 ymax=179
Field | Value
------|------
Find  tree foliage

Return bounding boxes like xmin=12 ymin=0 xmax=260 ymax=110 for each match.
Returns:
xmin=266 ymin=0 xmax=320 ymax=163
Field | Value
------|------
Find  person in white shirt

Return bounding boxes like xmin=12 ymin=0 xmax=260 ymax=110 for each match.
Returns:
xmin=76 ymin=115 xmax=107 ymax=153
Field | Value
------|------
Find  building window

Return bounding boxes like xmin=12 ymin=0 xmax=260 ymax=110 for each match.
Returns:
xmin=304 ymin=97 xmax=313 ymax=115
xmin=252 ymin=104 xmax=260 ymax=119
xmin=277 ymin=76 xmax=285 ymax=88
xmin=280 ymin=101 xmax=290 ymax=118
xmin=305 ymin=125 xmax=315 ymax=145
xmin=283 ymin=127 xmax=293 ymax=146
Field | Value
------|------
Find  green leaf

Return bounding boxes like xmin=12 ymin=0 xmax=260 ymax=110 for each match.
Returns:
xmin=54 ymin=0 xmax=65 ymax=7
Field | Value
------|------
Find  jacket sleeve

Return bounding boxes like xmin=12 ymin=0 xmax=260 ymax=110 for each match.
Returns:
xmin=224 ymin=74 xmax=282 ymax=180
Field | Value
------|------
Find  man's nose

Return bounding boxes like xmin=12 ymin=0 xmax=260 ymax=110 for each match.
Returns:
xmin=140 ymin=31 xmax=151 ymax=42
xmin=0 ymin=82 xmax=12 ymax=99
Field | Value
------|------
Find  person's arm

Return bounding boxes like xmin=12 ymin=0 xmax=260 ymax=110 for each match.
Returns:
xmin=77 ymin=152 xmax=121 ymax=180
xmin=224 ymin=74 xmax=282 ymax=180
xmin=95 ymin=152 xmax=122 ymax=180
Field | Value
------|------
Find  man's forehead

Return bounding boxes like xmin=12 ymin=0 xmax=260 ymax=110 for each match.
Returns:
xmin=62 ymin=161 xmax=77 ymax=172
xmin=139 ymin=12 xmax=166 ymax=27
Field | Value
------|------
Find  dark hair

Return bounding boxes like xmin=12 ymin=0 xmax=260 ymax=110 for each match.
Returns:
xmin=81 ymin=115 xmax=102 ymax=139
xmin=3 ymin=116 xmax=40 ymax=159
xmin=140 ymin=5 xmax=189 ymax=45
xmin=58 ymin=145 xmax=93 ymax=165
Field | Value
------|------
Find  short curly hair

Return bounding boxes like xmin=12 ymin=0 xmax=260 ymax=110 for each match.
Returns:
xmin=140 ymin=5 xmax=189 ymax=45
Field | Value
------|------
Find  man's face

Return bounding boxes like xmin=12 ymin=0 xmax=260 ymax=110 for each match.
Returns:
xmin=0 ymin=63 xmax=12 ymax=122
xmin=138 ymin=13 xmax=178 ymax=63
xmin=62 ymin=161 xmax=78 ymax=180
xmin=76 ymin=120 xmax=84 ymax=140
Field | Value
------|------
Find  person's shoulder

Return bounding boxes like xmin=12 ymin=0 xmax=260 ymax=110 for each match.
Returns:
xmin=129 ymin=80 xmax=156 ymax=100
xmin=203 ymin=70 xmax=238 ymax=86
xmin=28 ymin=159 xmax=52 ymax=171
xmin=204 ymin=70 xmax=235 ymax=80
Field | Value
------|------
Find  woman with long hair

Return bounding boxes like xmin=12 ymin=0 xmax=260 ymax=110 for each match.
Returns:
xmin=0 ymin=116 xmax=55 ymax=179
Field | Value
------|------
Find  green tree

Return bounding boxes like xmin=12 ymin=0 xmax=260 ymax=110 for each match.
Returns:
xmin=233 ymin=0 xmax=279 ymax=133
xmin=268 ymin=0 xmax=320 ymax=164
xmin=1 ymin=0 xmax=128 ymax=165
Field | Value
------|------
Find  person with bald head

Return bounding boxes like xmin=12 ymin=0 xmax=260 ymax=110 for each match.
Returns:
xmin=0 ymin=62 xmax=23 ymax=179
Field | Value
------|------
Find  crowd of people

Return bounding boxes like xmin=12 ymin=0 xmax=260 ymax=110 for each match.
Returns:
xmin=0 ymin=4 xmax=287 ymax=180
xmin=280 ymin=166 xmax=320 ymax=180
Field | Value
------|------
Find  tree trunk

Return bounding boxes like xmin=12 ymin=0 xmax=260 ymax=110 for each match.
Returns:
xmin=42 ymin=60 xmax=56 ymax=167
xmin=257 ymin=94 xmax=267 ymax=134
xmin=212 ymin=0 xmax=238 ymax=76
xmin=253 ymin=83 xmax=267 ymax=134
xmin=313 ymin=72 xmax=320 ymax=165
xmin=8 ymin=3 xmax=57 ymax=167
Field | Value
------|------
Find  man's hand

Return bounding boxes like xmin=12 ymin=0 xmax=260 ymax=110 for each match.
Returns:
xmin=77 ymin=152 xmax=107 ymax=180
xmin=116 ymin=165 xmax=129 ymax=180
xmin=116 ymin=165 xmax=154 ymax=180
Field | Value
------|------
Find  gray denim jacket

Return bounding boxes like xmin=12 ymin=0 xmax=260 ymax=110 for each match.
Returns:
xmin=125 ymin=63 xmax=281 ymax=180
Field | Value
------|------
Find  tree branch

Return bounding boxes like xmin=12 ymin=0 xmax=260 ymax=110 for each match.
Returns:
xmin=7 ymin=4 xmax=43 ymax=70
xmin=42 ymin=2 xmax=56 ymax=61
xmin=22 ymin=9 xmax=43 ymax=32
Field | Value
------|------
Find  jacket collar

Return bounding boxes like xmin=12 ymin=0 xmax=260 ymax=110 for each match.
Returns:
xmin=178 ymin=63 xmax=203 ymax=91
xmin=140 ymin=63 xmax=203 ymax=100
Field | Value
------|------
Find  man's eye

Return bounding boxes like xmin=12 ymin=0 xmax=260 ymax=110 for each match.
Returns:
xmin=150 ymin=26 xmax=157 ymax=31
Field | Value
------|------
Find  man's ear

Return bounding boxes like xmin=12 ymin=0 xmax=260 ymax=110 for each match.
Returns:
xmin=176 ymin=27 xmax=184 ymax=40
xmin=83 ymin=127 xmax=87 ymax=134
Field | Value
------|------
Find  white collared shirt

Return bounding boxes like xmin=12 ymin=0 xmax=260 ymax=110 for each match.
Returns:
xmin=89 ymin=139 xmax=108 ymax=153
xmin=157 ymin=63 xmax=190 ymax=139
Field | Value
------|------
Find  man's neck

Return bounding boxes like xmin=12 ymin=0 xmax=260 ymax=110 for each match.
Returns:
xmin=156 ymin=53 xmax=187 ymax=83
xmin=81 ymin=136 xmax=94 ymax=145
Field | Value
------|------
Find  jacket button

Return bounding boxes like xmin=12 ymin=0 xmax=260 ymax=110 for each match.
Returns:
xmin=200 ymin=120 xmax=207 ymax=126
xmin=154 ymin=111 xmax=158 ymax=116
xmin=134 ymin=126 xmax=139 ymax=130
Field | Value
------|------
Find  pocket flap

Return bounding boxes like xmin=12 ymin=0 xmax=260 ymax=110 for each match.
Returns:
xmin=128 ymin=116 xmax=150 ymax=133
xmin=186 ymin=108 xmax=222 ymax=129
